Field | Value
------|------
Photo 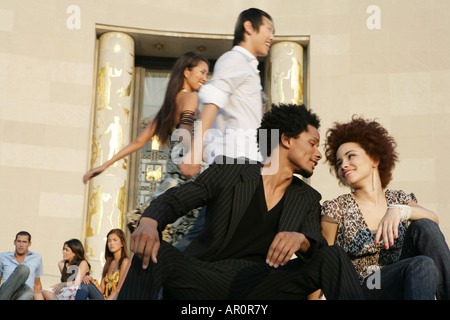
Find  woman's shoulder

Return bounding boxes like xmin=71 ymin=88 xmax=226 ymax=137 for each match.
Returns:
xmin=78 ymin=259 xmax=90 ymax=271
xmin=322 ymin=193 xmax=352 ymax=207
xmin=178 ymin=91 xmax=199 ymax=111
xmin=179 ymin=90 xmax=198 ymax=102
xmin=119 ymin=257 xmax=129 ymax=270
xmin=321 ymin=194 xmax=353 ymax=221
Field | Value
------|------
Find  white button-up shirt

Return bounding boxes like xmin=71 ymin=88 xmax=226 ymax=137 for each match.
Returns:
xmin=198 ymin=46 xmax=264 ymax=164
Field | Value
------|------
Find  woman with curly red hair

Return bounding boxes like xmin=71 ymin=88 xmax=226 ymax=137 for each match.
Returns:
xmin=320 ymin=115 xmax=450 ymax=300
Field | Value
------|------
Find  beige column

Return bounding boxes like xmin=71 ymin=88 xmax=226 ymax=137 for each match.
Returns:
xmin=269 ymin=41 xmax=304 ymax=106
xmin=268 ymin=41 xmax=306 ymax=182
xmin=84 ymin=32 xmax=134 ymax=276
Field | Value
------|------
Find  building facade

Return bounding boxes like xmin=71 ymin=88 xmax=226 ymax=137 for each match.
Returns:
xmin=1 ymin=0 xmax=449 ymax=287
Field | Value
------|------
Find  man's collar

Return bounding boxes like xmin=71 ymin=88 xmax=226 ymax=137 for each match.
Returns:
xmin=13 ymin=251 xmax=32 ymax=258
xmin=232 ymin=46 xmax=260 ymax=72
xmin=232 ymin=45 xmax=257 ymax=60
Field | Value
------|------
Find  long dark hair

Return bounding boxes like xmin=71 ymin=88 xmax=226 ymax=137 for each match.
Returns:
xmin=60 ymin=239 xmax=90 ymax=282
xmin=102 ymin=229 xmax=128 ymax=279
xmin=152 ymin=51 xmax=209 ymax=145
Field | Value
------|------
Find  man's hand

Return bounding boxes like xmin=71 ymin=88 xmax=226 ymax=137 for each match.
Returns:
xmin=130 ymin=217 xmax=160 ymax=269
xmin=266 ymin=232 xmax=309 ymax=268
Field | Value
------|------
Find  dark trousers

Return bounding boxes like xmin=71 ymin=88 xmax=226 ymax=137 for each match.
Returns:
xmin=362 ymin=219 xmax=450 ymax=300
xmin=362 ymin=256 xmax=438 ymax=299
xmin=400 ymin=219 xmax=449 ymax=299
xmin=118 ymin=243 xmax=364 ymax=300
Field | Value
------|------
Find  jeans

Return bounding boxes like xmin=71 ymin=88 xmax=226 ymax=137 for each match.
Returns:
xmin=0 ymin=264 xmax=34 ymax=300
xmin=363 ymin=219 xmax=450 ymax=300
xmin=401 ymin=219 xmax=450 ymax=299
xmin=74 ymin=281 xmax=104 ymax=300
xmin=363 ymin=255 xmax=438 ymax=299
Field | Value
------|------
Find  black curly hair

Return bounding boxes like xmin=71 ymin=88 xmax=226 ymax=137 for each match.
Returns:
xmin=257 ymin=104 xmax=320 ymax=158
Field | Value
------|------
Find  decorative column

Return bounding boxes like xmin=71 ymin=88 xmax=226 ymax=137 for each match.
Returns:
xmin=268 ymin=41 xmax=307 ymax=182
xmin=269 ymin=41 xmax=304 ymax=106
xmin=84 ymin=32 xmax=134 ymax=276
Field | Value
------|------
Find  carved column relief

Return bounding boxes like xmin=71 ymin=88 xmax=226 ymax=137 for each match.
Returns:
xmin=85 ymin=32 xmax=134 ymax=275
xmin=269 ymin=41 xmax=304 ymax=106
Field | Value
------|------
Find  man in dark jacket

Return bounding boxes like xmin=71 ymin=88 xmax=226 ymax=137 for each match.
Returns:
xmin=118 ymin=104 xmax=364 ymax=300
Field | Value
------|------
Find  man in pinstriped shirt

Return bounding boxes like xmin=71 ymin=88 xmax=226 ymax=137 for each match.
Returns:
xmin=117 ymin=104 xmax=365 ymax=300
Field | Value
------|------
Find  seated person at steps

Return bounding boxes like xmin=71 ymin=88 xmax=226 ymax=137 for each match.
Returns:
xmin=75 ymin=229 xmax=129 ymax=300
xmin=320 ymin=116 xmax=450 ymax=300
xmin=116 ymin=104 xmax=365 ymax=300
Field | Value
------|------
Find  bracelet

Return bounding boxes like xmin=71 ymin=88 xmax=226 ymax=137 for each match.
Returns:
xmin=179 ymin=110 xmax=196 ymax=126
xmin=388 ymin=204 xmax=411 ymax=222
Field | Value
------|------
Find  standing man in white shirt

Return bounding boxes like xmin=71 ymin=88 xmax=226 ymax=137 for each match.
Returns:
xmin=179 ymin=8 xmax=275 ymax=177
xmin=0 ymin=231 xmax=43 ymax=300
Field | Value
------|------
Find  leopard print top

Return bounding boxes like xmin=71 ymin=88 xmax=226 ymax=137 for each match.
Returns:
xmin=321 ymin=190 xmax=417 ymax=283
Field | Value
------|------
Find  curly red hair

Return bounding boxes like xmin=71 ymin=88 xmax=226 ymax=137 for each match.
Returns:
xmin=324 ymin=116 xmax=399 ymax=189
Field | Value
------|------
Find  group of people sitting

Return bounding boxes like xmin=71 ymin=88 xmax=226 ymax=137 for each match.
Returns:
xmin=0 ymin=229 xmax=129 ymax=300
xmin=114 ymin=104 xmax=449 ymax=300
xmin=1 ymin=7 xmax=449 ymax=301
xmin=2 ymin=104 xmax=448 ymax=300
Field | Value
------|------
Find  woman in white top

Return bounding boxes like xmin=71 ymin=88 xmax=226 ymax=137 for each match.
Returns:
xmin=34 ymin=239 xmax=90 ymax=300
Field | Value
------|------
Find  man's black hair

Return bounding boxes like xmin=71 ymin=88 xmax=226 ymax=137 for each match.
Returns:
xmin=257 ymin=104 xmax=320 ymax=157
xmin=233 ymin=8 xmax=273 ymax=46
